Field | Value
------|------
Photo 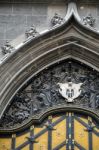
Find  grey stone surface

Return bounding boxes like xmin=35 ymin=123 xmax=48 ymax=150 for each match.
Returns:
xmin=13 ymin=4 xmax=33 ymax=15
xmin=6 ymin=26 xmax=26 ymax=39
xmin=32 ymin=4 xmax=48 ymax=15
xmin=0 ymin=0 xmax=66 ymax=4
xmin=78 ymin=4 xmax=99 ymax=29
xmin=0 ymin=4 xmax=12 ymax=14
xmin=0 ymin=2 xmax=66 ymax=58
xmin=1 ymin=0 xmax=99 ymax=60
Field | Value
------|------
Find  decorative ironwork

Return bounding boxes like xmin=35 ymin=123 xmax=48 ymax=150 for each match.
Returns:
xmin=0 ymin=60 xmax=99 ymax=129
xmin=82 ymin=14 xmax=96 ymax=28
xmin=26 ymin=136 xmax=38 ymax=143
xmin=1 ymin=41 xmax=14 ymax=54
xmin=51 ymin=13 xmax=64 ymax=26
xmin=25 ymin=25 xmax=39 ymax=39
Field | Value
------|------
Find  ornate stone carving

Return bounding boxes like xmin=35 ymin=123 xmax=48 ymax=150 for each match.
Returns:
xmin=51 ymin=13 xmax=64 ymax=26
xmin=82 ymin=14 xmax=96 ymax=28
xmin=1 ymin=41 xmax=14 ymax=54
xmin=0 ymin=60 xmax=99 ymax=129
xmin=25 ymin=25 xmax=39 ymax=39
xmin=95 ymin=95 xmax=99 ymax=108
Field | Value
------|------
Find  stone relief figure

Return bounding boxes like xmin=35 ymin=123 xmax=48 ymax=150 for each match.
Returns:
xmin=1 ymin=41 xmax=14 ymax=54
xmin=37 ymin=93 xmax=51 ymax=107
xmin=0 ymin=92 xmax=31 ymax=128
xmin=25 ymin=25 xmax=39 ymax=39
xmin=95 ymin=95 xmax=99 ymax=108
xmin=82 ymin=14 xmax=96 ymax=28
xmin=51 ymin=13 xmax=64 ymax=26
xmin=1 ymin=60 xmax=99 ymax=129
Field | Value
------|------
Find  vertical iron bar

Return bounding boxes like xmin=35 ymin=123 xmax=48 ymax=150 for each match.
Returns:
xmin=11 ymin=134 xmax=16 ymax=150
xmin=88 ymin=117 xmax=92 ymax=150
xmin=66 ymin=112 xmax=69 ymax=150
xmin=29 ymin=125 xmax=34 ymax=150
xmin=71 ymin=113 xmax=74 ymax=150
xmin=48 ymin=116 xmax=52 ymax=150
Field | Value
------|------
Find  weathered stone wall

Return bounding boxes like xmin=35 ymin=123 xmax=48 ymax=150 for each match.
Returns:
xmin=0 ymin=0 xmax=66 ymax=58
xmin=0 ymin=0 xmax=99 ymax=58
xmin=78 ymin=3 xmax=99 ymax=29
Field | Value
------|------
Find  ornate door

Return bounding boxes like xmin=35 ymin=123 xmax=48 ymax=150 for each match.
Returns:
xmin=0 ymin=112 xmax=99 ymax=150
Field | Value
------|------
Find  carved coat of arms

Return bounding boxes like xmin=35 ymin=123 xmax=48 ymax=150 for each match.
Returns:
xmin=58 ymin=82 xmax=82 ymax=102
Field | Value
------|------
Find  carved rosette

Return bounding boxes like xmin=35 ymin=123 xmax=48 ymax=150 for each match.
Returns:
xmin=0 ymin=60 xmax=99 ymax=129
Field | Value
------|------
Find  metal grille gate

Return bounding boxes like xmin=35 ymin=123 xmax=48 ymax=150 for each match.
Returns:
xmin=1 ymin=112 xmax=99 ymax=150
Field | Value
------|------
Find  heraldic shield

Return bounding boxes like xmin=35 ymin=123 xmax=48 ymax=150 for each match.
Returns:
xmin=58 ymin=82 xmax=83 ymax=102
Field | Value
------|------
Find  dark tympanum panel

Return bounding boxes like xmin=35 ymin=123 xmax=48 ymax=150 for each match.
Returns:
xmin=0 ymin=60 xmax=99 ymax=130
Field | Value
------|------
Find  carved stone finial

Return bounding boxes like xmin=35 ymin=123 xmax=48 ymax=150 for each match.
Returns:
xmin=82 ymin=14 xmax=96 ymax=28
xmin=51 ymin=13 xmax=64 ymax=26
xmin=25 ymin=25 xmax=39 ymax=39
xmin=1 ymin=41 xmax=14 ymax=54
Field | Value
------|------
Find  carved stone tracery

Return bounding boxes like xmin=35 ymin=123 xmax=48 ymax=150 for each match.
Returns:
xmin=0 ymin=60 xmax=99 ymax=129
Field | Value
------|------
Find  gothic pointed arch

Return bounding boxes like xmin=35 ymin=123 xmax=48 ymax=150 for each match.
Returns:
xmin=0 ymin=1 xmax=99 ymax=133
xmin=0 ymin=2 xmax=99 ymax=149
xmin=0 ymin=58 xmax=99 ymax=133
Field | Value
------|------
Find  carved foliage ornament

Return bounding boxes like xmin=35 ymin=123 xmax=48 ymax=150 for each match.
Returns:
xmin=1 ymin=41 xmax=14 ymax=54
xmin=25 ymin=25 xmax=39 ymax=39
xmin=82 ymin=14 xmax=96 ymax=28
xmin=51 ymin=13 xmax=64 ymax=26
xmin=0 ymin=60 xmax=99 ymax=129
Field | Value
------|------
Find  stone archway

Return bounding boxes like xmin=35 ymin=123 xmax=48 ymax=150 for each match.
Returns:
xmin=0 ymin=59 xmax=99 ymax=132
xmin=0 ymin=2 xmax=99 ymax=148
